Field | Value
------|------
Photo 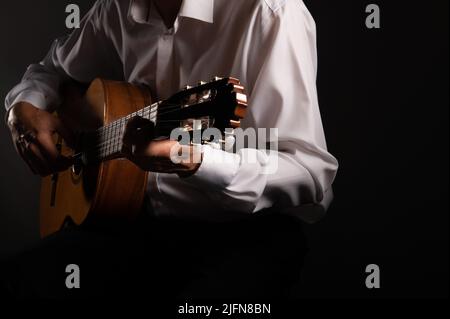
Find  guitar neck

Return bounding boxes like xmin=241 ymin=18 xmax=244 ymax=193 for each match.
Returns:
xmin=75 ymin=77 xmax=246 ymax=165
xmin=81 ymin=101 xmax=161 ymax=164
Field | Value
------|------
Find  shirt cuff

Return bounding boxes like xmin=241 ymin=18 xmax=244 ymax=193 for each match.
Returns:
xmin=7 ymin=90 xmax=50 ymax=112
xmin=183 ymin=146 xmax=241 ymax=191
xmin=4 ymin=90 xmax=51 ymax=124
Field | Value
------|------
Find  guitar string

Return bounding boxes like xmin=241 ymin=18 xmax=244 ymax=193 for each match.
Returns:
xmin=96 ymin=100 xmax=194 ymax=140
xmin=93 ymin=120 xmax=206 ymax=156
xmin=96 ymin=87 xmax=220 ymax=138
xmin=90 ymin=127 xmax=202 ymax=160
xmin=98 ymin=93 xmax=212 ymax=134
xmin=96 ymin=101 xmax=176 ymax=136
xmin=87 ymin=120 xmax=196 ymax=157
xmin=93 ymin=120 xmax=216 ymax=159
xmin=93 ymin=87 xmax=221 ymax=148
xmin=93 ymin=106 xmax=157 ymax=156
xmin=94 ymin=84 xmax=229 ymax=140
xmin=92 ymin=94 xmax=214 ymax=144
xmin=80 ymin=86 xmax=233 ymax=159
xmin=84 ymin=102 xmax=214 ymax=158
xmin=91 ymin=104 xmax=197 ymax=155
xmin=83 ymin=101 xmax=187 ymax=156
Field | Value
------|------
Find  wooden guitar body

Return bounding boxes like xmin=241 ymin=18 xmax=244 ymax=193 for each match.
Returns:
xmin=40 ymin=79 xmax=150 ymax=238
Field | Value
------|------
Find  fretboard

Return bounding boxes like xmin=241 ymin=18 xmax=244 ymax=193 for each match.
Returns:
xmin=82 ymin=101 xmax=162 ymax=163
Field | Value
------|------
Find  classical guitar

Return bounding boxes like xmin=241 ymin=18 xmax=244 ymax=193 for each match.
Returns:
xmin=40 ymin=77 xmax=247 ymax=238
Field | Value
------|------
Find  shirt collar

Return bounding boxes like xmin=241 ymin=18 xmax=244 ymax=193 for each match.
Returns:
xmin=129 ymin=0 xmax=214 ymax=24
xmin=179 ymin=0 xmax=214 ymax=23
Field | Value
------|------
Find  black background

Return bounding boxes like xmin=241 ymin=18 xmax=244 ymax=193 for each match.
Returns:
xmin=0 ymin=0 xmax=448 ymax=298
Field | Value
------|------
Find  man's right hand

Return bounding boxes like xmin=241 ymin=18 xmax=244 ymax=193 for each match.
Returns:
xmin=7 ymin=102 xmax=74 ymax=177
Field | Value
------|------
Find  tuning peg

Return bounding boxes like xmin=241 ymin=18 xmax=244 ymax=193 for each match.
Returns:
xmin=211 ymin=76 xmax=223 ymax=82
xmin=183 ymin=85 xmax=193 ymax=90
xmin=228 ymin=77 xmax=240 ymax=85
xmin=198 ymin=81 xmax=207 ymax=86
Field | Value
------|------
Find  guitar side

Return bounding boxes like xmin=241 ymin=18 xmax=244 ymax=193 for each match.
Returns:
xmin=39 ymin=79 xmax=151 ymax=238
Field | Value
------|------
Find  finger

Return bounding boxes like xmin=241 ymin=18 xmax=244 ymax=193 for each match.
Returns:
xmin=29 ymin=143 xmax=53 ymax=176
xmin=143 ymin=139 xmax=177 ymax=158
xmin=12 ymin=130 xmax=61 ymax=175
xmin=123 ymin=117 xmax=155 ymax=148
xmin=35 ymin=133 xmax=72 ymax=171
xmin=15 ymin=140 xmax=38 ymax=174
xmin=134 ymin=120 xmax=155 ymax=144
xmin=53 ymin=118 xmax=75 ymax=147
xmin=23 ymin=144 xmax=52 ymax=176
xmin=130 ymin=140 xmax=180 ymax=170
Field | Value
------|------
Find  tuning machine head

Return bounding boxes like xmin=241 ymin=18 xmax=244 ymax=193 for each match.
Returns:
xmin=211 ymin=76 xmax=223 ymax=82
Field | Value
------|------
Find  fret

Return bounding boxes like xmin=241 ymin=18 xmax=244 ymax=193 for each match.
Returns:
xmin=112 ymin=123 xmax=117 ymax=156
xmin=99 ymin=130 xmax=104 ymax=160
xmin=106 ymin=125 xmax=111 ymax=158
xmin=112 ymin=122 xmax=118 ymax=155
xmin=100 ymin=128 xmax=105 ymax=160
xmin=117 ymin=121 xmax=122 ymax=154
xmin=112 ymin=124 xmax=116 ymax=156
xmin=112 ymin=125 xmax=116 ymax=156
xmin=117 ymin=121 xmax=123 ymax=153
xmin=104 ymin=126 xmax=108 ymax=158
xmin=144 ymin=107 xmax=150 ymax=121
xmin=84 ymin=101 xmax=165 ymax=163
xmin=115 ymin=125 xmax=119 ymax=154
xmin=101 ymin=128 xmax=107 ymax=159
xmin=118 ymin=121 xmax=125 ymax=152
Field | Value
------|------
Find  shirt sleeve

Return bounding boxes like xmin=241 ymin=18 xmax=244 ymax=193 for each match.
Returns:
xmin=184 ymin=0 xmax=339 ymax=217
xmin=4 ymin=0 xmax=122 ymax=113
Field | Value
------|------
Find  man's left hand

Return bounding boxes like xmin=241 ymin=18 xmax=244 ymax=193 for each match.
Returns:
xmin=122 ymin=116 xmax=202 ymax=177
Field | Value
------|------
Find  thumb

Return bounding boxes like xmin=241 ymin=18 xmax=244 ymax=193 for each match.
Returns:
xmin=53 ymin=117 xmax=76 ymax=148
xmin=123 ymin=116 xmax=155 ymax=149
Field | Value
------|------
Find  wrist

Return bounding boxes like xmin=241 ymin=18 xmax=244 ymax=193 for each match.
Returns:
xmin=5 ymin=103 xmax=24 ymax=127
xmin=175 ymin=144 xmax=203 ymax=178
xmin=6 ymin=102 xmax=38 ymax=126
xmin=177 ymin=162 xmax=201 ymax=178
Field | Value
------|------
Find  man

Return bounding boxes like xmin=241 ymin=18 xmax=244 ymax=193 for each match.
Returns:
xmin=3 ymin=0 xmax=338 ymax=298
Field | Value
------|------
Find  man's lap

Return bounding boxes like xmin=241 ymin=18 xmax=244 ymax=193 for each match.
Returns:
xmin=1 ymin=212 xmax=307 ymax=299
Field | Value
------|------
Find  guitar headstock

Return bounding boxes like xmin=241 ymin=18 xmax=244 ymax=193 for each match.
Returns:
xmin=157 ymin=77 xmax=247 ymax=135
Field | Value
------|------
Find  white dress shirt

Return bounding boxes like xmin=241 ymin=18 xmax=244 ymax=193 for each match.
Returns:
xmin=5 ymin=0 xmax=338 ymax=222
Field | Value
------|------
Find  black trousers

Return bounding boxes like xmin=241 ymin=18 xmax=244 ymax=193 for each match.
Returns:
xmin=1 ymin=211 xmax=308 ymax=299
